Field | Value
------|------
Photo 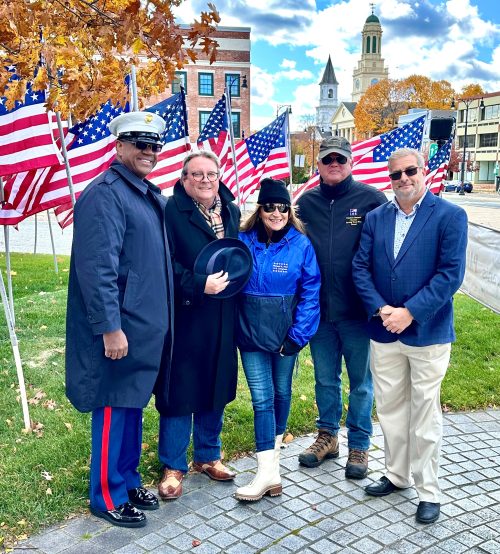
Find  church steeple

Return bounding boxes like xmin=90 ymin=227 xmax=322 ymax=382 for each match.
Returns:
xmin=352 ymin=8 xmax=389 ymax=102
xmin=320 ymin=56 xmax=338 ymax=85
xmin=316 ymin=56 xmax=339 ymax=135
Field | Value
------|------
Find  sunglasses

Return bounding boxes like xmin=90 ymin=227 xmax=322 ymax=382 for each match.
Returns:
xmin=262 ymin=203 xmax=290 ymax=213
xmin=320 ymin=154 xmax=348 ymax=165
xmin=121 ymin=139 xmax=163 ymax=153
xmin=388 ymin=166 xmax=419 ymax=181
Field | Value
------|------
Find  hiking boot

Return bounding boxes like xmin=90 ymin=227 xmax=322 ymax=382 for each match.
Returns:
xmin=345 ymin=448 xmax=368 ymax=479
xmin=298 ymin=430 xmax=339 ymax=468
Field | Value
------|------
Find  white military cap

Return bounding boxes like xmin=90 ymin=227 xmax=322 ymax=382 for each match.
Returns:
xmin=108 ymin=111 xmax=166 ymax=145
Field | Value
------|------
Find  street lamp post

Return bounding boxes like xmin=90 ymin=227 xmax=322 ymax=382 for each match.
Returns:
xmin=451 ymin=96 xmax=484 ymax=195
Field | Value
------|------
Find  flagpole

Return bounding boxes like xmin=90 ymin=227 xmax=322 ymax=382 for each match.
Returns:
xmin=46 ymin=210 xmax=59 ymax=274
xmin=225 ymin=86 xmax=242 ymax=205
xmin=0 ymin=177 xmax=15 ymax=325
xmin=285 ymin=108 xmax=293 ymax=186
xmin=55 ymin=111 xmax=77 ymax=207
xmin=0 ymin=268 xmax=31 ymax=430
xmin=33 ymin=214 xmax=38 ymax=254
xmin=130 ymin=66 xmax=139 ymax=112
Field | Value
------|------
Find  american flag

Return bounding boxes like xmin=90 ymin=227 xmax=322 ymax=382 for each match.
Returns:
xmin=54 ymin=201 xmax=74 ymax=229
xmin=292 ymin=116 xmax=427 ymax=202
xmin=29 ymin=100 xmax=128 ymax=213
xmin=425 ymin=138 xmax=452 ymax=194
xmin=146 ymin=90 xmax=190 ymax=191
xmin=223 ymin=112 xmax=290 ymax=203
xmin=0 ymin=116 xmax=70 ymax=225
xmin=292 ymin=171 xmax=319 ymax=204
xmin=351 ymin=115 xmax=426 ymax=189
xmin=0 ymin=69 xmax=63 ymax=177
xmin=197 ymin=93 xmax=231 ymax=168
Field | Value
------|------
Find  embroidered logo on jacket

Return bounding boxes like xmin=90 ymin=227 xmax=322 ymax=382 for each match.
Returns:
xmin=346 ymin=208 xmax=363 ymax=226
xmin=273 ymin=262 xmax=288 ymax=273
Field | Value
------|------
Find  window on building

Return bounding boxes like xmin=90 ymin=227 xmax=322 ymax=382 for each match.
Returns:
xmin=372 ymin=36 xmax=377 ymax=53
xmin=199 ymin=111 xmax=211 ymax=133
xmin=198 ymin=73 xmax=214 ymax=96
xmin=366 ymin=36 xmax=370 ymax=54
xmin=460 ymin=107 xmax=477 ymax=123
xmin=478 ymin=161 xmax=496 ymax=182
xmin=328 ymin=89 xmax=333 ymax=98
xmin=172 ymin=71 xmax=187 ymax=94
xmin=479 ymin=133 xmax=498 ymax=148
xmin=458 ymin=135 xmax=475 ymax=148
xmin=231 ymin=112 xmax=241 ymax=138
xmin=225 ymin=74 xmax=240 ymax=97
xmin=483 ymin=104 xmax=499 ymax=120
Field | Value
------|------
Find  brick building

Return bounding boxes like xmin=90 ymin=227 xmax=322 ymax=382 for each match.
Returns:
xmin=154 ymin=25 xmax=251 ymax=142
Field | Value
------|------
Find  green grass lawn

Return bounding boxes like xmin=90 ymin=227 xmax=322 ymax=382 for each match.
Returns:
xmin=0 ymin=253 xmax=499 ymax=549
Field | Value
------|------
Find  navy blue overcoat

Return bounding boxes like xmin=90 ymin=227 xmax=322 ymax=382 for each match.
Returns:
xmin=65 ymin=161 xmax=174 ymax=413
xmin=154 ymin=180 xmax=240 ymax=416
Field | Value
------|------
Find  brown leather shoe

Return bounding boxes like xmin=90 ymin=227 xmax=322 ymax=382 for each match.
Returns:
xmin=158 ymin=469 xmax=184 ymax=500
xmin=192 ymin=460 xmax=236 ymax=481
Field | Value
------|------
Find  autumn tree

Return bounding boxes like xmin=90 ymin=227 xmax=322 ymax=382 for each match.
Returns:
xmin=0 ymin=0 xmax=220 ymax=119
xmin=354 ymin=79 xmax=406 ymax=137
xmin=460 ymin=83 xmax=485 ymax=98
xmin=354 ymin=75 xmax=461 ymax=137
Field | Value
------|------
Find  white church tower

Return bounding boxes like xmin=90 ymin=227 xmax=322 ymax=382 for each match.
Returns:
xmin=316 ymin=56 xmax=339 ymax=135
xmin=352 ymin=7 xmax=389 ymax=102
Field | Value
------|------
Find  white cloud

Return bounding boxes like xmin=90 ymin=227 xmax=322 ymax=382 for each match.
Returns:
xmin=173 ymin=0 xmax=500 ymax=130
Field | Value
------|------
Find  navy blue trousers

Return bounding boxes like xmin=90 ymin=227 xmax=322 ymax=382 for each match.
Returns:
xmin=90 ymin=407 xmax=143 ymax=511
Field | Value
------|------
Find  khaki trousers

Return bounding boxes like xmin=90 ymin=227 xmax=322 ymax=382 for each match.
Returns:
xmin=370 ymin=340 xmax=451 ymax=502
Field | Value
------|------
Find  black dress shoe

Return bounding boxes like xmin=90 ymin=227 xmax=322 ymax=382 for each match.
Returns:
xmin=365 ymin=476 xmax=404 ymax=497
xmin=90 ymin=501 xmax=147 ymax=528
xmin=128 ymin=487 xmax=159 ymax=510
xmin=416 ymin=501 xmax=440 ymax=524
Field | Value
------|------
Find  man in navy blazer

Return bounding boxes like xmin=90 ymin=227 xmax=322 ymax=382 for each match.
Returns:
xmin=352 ymin=148 xmax=467 ymax=525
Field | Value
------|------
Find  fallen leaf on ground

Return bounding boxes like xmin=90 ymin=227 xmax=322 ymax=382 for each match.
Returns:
xmin=192 ymin=539 xmax=201 ymax=547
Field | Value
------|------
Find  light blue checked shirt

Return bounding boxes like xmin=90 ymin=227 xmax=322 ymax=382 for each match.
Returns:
xmin=391 ymin=192 xmax=427 ymax=259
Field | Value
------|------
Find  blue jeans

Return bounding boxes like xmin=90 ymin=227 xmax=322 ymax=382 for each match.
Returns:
xmin=158 ymin=409 xmax=224 ymax=473
xmin=240 ymin=350 xmax=297 ymax=452
xmin=309 ymin=320 xmax=373 ymax=451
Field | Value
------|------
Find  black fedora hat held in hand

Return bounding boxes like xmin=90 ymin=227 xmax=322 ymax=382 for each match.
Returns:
xmin=194 ymin=238 xmax=253 ymax=299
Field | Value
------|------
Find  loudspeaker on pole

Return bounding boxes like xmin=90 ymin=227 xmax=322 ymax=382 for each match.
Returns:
xmin=429 ymin=118 xmax=454 ymax=141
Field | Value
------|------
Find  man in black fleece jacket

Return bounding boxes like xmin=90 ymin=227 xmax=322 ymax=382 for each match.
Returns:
xmin=297 ymin=136 xmax=386 ymax=479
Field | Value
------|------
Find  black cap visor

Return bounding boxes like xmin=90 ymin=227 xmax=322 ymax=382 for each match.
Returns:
xmin=118 ymin=131 xmax=163 ymax=147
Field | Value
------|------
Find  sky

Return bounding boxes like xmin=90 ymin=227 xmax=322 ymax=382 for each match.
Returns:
xmin=174 ymin=0 xmax=500 ymax=131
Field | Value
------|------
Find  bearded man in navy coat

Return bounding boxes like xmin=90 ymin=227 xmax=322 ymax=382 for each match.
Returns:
xmin=66 ymin=111 xmax=174 ymax=528
xmin=352 ymin=147 xmax=467 ymax=525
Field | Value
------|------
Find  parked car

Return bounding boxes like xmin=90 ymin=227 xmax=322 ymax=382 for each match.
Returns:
xmin=443 ymin=180 xmax=473 ymax=193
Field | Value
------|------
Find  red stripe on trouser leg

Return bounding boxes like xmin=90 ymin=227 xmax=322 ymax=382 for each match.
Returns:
xmin=100 ymin=406 xmax=114 ymax=510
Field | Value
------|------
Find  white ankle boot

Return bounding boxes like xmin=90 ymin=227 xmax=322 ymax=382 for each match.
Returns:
xmin=234 ymin=449 xmax=282 ymax=501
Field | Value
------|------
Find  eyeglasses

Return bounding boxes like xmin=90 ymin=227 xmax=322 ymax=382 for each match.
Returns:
xmin=261 ymin=203 xmax=290 ymax=213
xmin=388 ymin=166 xmax=419 ymax=181
xmin=121 ymin=139 xmax=163 ymax=153
xmin=320 ymin=154 xmax=348 ymax=165
xmin=190 ymin=171 xmax=219 ymax=182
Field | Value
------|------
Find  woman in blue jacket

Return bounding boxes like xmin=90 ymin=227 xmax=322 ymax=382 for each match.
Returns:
xmin=235 ymin=178 xmax=321 ymax=502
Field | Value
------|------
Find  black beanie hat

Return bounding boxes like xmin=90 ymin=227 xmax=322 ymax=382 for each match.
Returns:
xmin=257 ymin=178 xmax=291 ymax=205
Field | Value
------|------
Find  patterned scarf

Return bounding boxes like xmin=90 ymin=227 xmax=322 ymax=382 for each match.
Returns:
xmin=194 ymin=196 xmax=225 ymax=238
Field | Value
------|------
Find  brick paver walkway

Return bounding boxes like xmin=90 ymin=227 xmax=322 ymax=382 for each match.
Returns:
xmin=14 ymin=410 xmax=500 ymax=553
